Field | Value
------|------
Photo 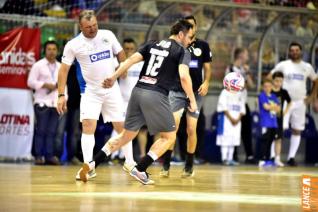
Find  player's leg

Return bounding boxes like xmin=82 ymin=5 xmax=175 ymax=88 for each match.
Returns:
xmin=103 ymin=84 xmax=136 ymax=171
xmin=182 ymin=113 xmax=198 ymax=177
xmin=131 ymin=131 xmax=176 ymax=184
xmin=160 ymin=90 xmax=185 ymax=176
xmin=112 ymin=121 xmax=136 ymax=171
xmin=287 ymin=101 xmax=305 ymax=166
xmin=75 ymin=93 xmax=102 ymax=180
xmin=160 ymin=109 xmax=182 ymax=177
xmin=79 ymin=129 xmax=139 ymax=182
xmin=137 ymin=128 xmax=148 ymax=159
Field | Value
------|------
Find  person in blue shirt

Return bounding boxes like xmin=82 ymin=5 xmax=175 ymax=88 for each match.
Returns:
xmin=258 ymin=79 xmax=280 ymax=167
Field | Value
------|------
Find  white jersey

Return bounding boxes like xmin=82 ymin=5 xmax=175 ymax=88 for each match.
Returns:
xmin=271 ymin=59 xmax=317 ymax=101
xmin=216 ymin=89 xmax=246 ymax=146
xmin=119 ymin=62 xmax=144 ymax=102
xmin=62 ymin=30 xmax=123 ymax=94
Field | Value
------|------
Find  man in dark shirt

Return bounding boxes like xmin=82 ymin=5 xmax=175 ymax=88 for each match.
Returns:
xmin=77 ymin=19 xmax=197 ymax=185
xmin=161 ymin=15 xmax=212 ymax=178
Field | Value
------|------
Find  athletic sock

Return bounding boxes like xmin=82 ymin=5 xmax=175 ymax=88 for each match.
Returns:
xmin=185 ymin=152 xmax=194 ymax=169
xmin=270 ymin=142 xmax=275 ymax=158
xmin=93 ymin=150 xmax=108 ymax=168
xmin=228 ymin=146 xmax=234 ymax=161
xmin=122 ymin=141 xmax=135 ymax=165
xmin=136 ymin=151 xmax=157 ymax=172
xmin=288 ymin=135 xmax=301 ymax=159
xmin=162 ymin=150 xmax=173 ymax=170
xmin=81 ymin=134 xmax=95 ymax=163
xmin=221 ymin=146 xmax=228 ymax=161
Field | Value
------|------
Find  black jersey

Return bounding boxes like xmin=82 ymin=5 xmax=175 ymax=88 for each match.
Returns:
xmin=136 ymin=39 xmax=191 ymax=95
xmin=171 ymin=38 xmax=212 ymax=92
xmin=271 ymin=88 xmax=291 ymax=119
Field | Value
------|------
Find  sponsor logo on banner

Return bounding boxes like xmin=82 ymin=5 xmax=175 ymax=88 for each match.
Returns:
xmin=89 ymin=50 xmax=110 ymax=62
xmin=302 ymin=175 xmax=318 ymax=211
xmin=0 ymin=114 xmax=31 ymax=136
xmin=0 ymin=27 xmax=40 ymax=89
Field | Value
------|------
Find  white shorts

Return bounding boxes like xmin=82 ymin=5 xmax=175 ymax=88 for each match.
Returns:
xmin=283 ymin=100 xmax=306 ymax=131
xmin=80 ymin=83 xmax=125 ymax=123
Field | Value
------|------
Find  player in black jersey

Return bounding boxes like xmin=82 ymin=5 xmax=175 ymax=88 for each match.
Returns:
xmin=78 ymin=19 xmax=197 ymax=185
xmin=271 ymin=71 xmax=291 ymax=167
xmin=160 ymin=15 xmax=212 ymax=178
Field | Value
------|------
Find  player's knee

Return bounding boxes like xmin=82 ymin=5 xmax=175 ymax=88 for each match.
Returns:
xmin=186 ymin=125 xmax=196 ymax=137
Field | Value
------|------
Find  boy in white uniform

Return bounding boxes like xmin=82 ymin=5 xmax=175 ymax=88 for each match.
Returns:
xmin=216 ymin=89 xmax=245 ymax=165
xmin=269 ymin=42 xmax=318 ymax=166
xmin=57 ymin=10 xmax=135 ymax=179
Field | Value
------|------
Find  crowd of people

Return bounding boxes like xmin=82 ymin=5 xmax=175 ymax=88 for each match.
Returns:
xmin=20 ymin=8 xmax=318 ymax=185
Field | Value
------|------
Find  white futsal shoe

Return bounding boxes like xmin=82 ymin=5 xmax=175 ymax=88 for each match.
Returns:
xmin=76 ymin=162 xmax=96 ymax=182
xmin=275 ymin=159 xmax=284 ymax=167
xmin=123 ymin=162 xmax=137 ymax=173
xmin=130 ymin=167 xmax=154 ymax=185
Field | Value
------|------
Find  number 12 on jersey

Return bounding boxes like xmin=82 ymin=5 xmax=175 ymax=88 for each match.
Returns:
xmin=145 ymin=54 xmax=164 ymax=77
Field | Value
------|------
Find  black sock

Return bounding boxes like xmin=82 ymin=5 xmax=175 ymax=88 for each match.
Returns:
xmin=93 ymin=151 xmax=108 ymax=168
xmin=136 ymin=155 xmax=154 ymax=172
xmin=185 ymin=153 xmax=194 ymax=169
xmin=163 ymin=150 xmax=173 ymax=170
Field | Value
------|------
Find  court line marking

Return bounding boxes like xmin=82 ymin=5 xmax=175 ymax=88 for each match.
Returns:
xmin=25 ymin=191 xmax=299 ymax=206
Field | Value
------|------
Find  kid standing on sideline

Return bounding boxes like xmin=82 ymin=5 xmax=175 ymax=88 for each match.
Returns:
xmin=258 ymin=79 xmax=280 ymax=167
xmin=216 ymin=89 xmax=245 ymax=165
xmin=270 ymin=71 xmax=291 ymax=167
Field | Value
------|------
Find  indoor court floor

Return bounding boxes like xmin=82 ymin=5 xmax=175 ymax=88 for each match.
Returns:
xmin=0 ymin=163 xmax=316 ymax=211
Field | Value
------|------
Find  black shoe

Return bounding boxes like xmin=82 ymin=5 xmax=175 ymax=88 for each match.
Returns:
xmin=287 ymin=158 xmax=298 ymax=167
xmin=45 ymin=156 xmax=60 ymax=165
xmin=245 ymin=157 xmax=257 ymax=164
xmin=181 ymin=167 xmax=194 ymax=178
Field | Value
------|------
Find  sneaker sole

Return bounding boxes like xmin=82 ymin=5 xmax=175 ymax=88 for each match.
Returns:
xmin=181 ymin=171 xmax=195 ymax=178
xmin=79 ymin=164 xmax=90 ymax=183
xmin=129 ymin=172 xmax=155 ymax=185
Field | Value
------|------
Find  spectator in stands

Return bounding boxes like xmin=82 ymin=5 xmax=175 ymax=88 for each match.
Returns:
xmin=226 ymin=47 xmax=256 ymax=164
xmin=258 ymin=79 xmax=280 ymax=167
xmin=27 ymin=40 xmax=61 ymax=165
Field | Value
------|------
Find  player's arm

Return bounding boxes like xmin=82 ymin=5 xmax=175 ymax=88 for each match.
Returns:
xmin=57 ymin=63 xmax=71 ymax=114
xmin=116 ymin=50 xmax=126 ymax=63
xmin=306 ymin=78 xmax=318 ymax=104
xmin=224 ymin=111 xmax=237 ymax=125
xmin=198 ymin=62 xmax=212 ymax=96
xmin=243 ymin=64 xmax=255 ymax=89
xmin=103 ymin=52 xmax=143 ymax=88
xmin=179 ymin=64 xmax=197 ymax=113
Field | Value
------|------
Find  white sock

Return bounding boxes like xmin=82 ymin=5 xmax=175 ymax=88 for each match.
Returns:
xmin=122 ymin=141 xmax=135 ymax=165
xmin=275 ymin=155 xmax=281 ymax=161
xmin=101 ymin=144 xmax=112 ymax=157
xmin=81 ymin=134 xmax=95 ymax=163
xmin=288 ymin=135 xmax=301 ymax=159
xmin=148 ymin=150 xmax=158 ymax=161
xmin=228 ymin=146 xmax=234 ymax=161
xmin=270 ymin=142 xmax=275 ymax=158
xmin=221 ymin=146 xmax=228 ymax=161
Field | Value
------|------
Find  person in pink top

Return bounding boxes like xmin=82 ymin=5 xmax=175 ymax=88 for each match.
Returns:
xmin=27 ymin=40 xmax=61 ymax=165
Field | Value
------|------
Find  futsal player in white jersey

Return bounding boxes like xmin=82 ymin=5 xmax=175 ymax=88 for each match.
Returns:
xmin=110 ymin=38 xmax=144 ymax=161
xmin=269 ymin=42 xmax=318 ymax=166
xmin=56 ymin=10 xmax=136 ymax=179
xmin=216 ymin=89 xmax=245 ymax=165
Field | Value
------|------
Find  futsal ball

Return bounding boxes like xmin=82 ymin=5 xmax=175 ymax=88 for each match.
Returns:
xmin=223 ymin=72 xmax=245 ymax=93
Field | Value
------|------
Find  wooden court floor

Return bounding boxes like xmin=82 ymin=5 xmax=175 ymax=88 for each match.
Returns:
xmin=0 ymin=163 xmax=316 ymax=212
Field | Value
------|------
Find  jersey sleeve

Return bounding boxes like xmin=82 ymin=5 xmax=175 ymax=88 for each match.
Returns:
xmin=270 ymin=61 xmax=284 ymax=75
xmin=61 ymin=42 xmax=75 ymax=65
xmin=138 ymin=41 xmax=151 ymax=58
xmin=307 ymin=63 xmax=318 ymax=81
xmin=258 ymin=93 xmax=267 ymax=109
xmin=217 ymin=90 xmax=227 ymax=112
xmin=201 ymin=41 xmax=213 ymax=63
xmin=283 ymin=89 xmax=291 ymax=103
xmin=179 ymin=48 xmax=191 ymax=66
xmin=110 ymin=31 xmax=123 ymax=55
